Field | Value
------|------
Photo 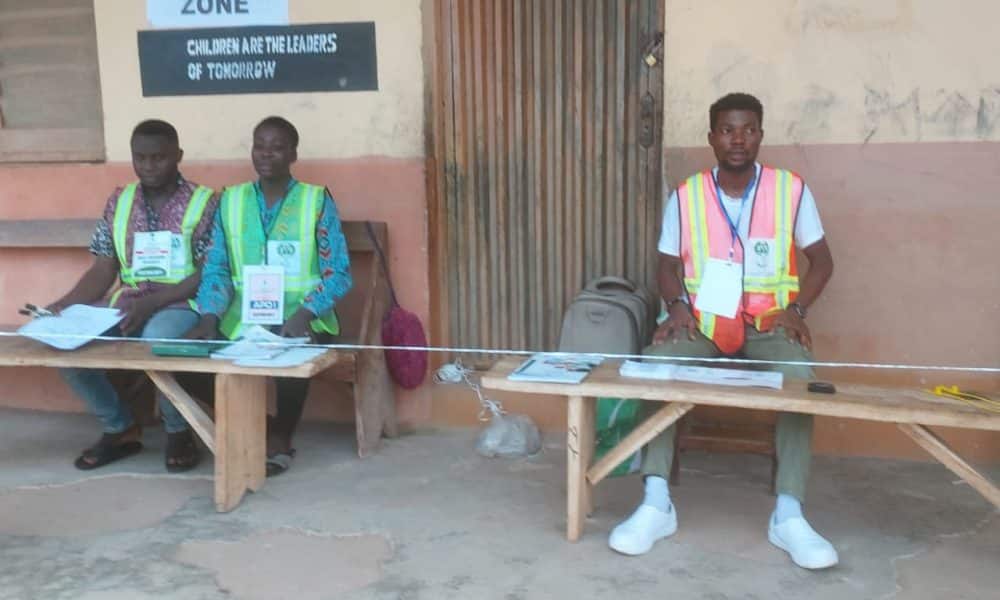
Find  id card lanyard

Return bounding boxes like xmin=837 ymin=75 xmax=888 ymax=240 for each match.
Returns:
xmin=255 ymin=180 xmax=295 ymax=265
xmin=711 ymin=169 xmax=757 ymax=261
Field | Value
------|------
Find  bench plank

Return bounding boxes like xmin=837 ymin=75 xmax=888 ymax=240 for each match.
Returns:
xmin=0 ymin=218 xmax=95 ymax=248
xmin=0 ymin=219 xmax=386 ymax=251
xmin=482 ymin=357 xmax=1000 ymax=432
xmin=586 ymin=401 xmax=694 ymax=486
xmin=0 ymin=335 xmax=351 ymax=379
xmin=147 ymin=370 xmax=216 ymax=453
xmin=898 ymin=423 xmax=1000 ymax=508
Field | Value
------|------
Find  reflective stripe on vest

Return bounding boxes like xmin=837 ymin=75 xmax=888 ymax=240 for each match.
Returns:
xmin=110 ymin=183 xmax=213 ymax=308
xmin=678 ymin=166 xmax=803 ymax=354
xmin=217 ymin=181 xmax=340 ymax=340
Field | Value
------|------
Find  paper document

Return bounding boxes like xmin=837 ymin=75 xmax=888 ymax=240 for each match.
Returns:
xmin=620 ymin=360 xmax=783 ymax=390
xmin=18 ymin=304 xmax=123 ymax=351
xmin=507 ymin=353 xmax=604 ymax=384
xmin=210 ymin=325 xmax=308 ymax=361
xmin=233 ymin=347 xmax=327 ymax=368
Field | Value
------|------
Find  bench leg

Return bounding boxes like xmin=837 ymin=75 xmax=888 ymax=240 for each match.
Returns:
xmin=353 ymin=349 xmax=397 ymax=458
xmin=898 ymin=423 xmax=1000 ymax=509
xmin=567 ymin=395 xmax=595 ymax=542
xmin=587 ymin=402 xmax=695 ymax=487
xmin=146 ymin=371 xmax=216 ymax=453
xmin=214 ymin=373 xmax=267 ymax=512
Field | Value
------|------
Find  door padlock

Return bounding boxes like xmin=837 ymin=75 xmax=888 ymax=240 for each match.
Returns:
xmin=642 ymin=32 xmax=664 ymax=68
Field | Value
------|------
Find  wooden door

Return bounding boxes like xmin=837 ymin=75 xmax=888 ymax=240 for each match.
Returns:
xmin=429 ymin=0 xmax=665 ymax=352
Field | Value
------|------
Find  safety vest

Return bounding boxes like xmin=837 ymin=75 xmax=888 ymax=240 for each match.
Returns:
xmin=111 ymin=182 xmax=214 ymax=308
xmin=678 ymin=166 xmax=803 ymax=355
xmin=217 ymin=181 xmax=340 ymax=340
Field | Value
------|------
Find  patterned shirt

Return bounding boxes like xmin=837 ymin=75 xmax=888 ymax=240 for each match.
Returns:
xmin=90 ymin=175 xmax=219 ymax=307
xmin=196 ymin=178 xmax=353 ymax=319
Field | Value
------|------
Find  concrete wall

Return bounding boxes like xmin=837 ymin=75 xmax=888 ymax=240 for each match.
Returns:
xmin=658 ymin=0 xmax=1000 ymax=461
xmin=0 ymin=0 xmax=432 ymax=426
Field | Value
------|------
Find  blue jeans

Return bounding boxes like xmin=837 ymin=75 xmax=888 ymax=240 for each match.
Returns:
xmin=60 ymin=308 xmax=200 ymax=435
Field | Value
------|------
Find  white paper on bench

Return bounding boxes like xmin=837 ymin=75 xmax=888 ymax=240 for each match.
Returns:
xmin=210 ymin=325 xmax=308 ymax=361
xmin=233 ymin=347 xmax=327 ymax=368
xmin=620 ymin=360 xmax=783 ymax=389
xmin=18 ymin=304 xmax=123 ymax=350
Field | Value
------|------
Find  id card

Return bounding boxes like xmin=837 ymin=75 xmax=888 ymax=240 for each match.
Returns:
xmin=241 ymin=265 xmax=285 ymax=325
xmin=170 ymin=234 xmax=188 ymax=273
xmin=745 ymin=238 xmax=777 ymax=278
xmin=132 ymin=231 xmax=173 ymax=278
xmin=267 ymin=240 xmax=301 ymax=276
xmin=693 ymin=259 xmax=743 ymax=318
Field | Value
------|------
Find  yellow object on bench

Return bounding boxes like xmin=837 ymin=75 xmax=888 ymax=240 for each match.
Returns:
xmin=930 ymin=385 xmax=1000 ymax=414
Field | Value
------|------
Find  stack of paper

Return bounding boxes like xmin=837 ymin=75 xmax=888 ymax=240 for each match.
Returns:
xmin=18 ymin=305 xmax=123 ymax=350
xmin=619 ymin=360 xmax=783 ymax=390
xmin=233 ymin=347 xmax=327 ymax=368
xmin=507 ymin=353 xmax=604 ymax=384
xmin=210 ymin=325 xmax=317 ymax=367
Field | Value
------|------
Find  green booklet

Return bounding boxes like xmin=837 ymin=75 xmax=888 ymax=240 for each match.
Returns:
xmin=150 ymin=341 xmax=229 ymax=358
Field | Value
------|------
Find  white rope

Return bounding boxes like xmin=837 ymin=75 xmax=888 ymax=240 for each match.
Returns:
xmin=1 ymin=330 xmax=999 ymax=373
xmin=434 ymin=359 xmax=503 ymax=421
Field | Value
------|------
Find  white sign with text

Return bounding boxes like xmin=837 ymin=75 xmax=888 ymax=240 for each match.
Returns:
xmin=148 ymin=0 xmax=288 ymax=29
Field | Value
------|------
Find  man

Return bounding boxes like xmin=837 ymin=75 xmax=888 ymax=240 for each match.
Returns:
xmin=50 ymin=119 xmax=218 ymax=472
xmin=608 ymin=93 xmax=837 ymax=570
xmin=187 ymin=116 xmax=352 ymax=477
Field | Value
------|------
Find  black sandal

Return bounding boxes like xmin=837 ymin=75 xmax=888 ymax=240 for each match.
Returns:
xmin=74 ymin=427 xmax=143 ymax=470
xmin=265 ymin=448 xmax=296 ymax=477
xmin=165 ymin=430 xmax=201 ymax=473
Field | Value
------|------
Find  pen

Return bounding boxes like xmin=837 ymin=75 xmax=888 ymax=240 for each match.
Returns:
xmin=514 ymin=359 xmax=536 ymax=374
xmin=20 ymin=304 xmax=54 ymax=318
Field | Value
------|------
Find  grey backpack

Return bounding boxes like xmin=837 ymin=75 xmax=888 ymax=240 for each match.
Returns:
xmin=558 ymin=276 xmax=656 ymax=476
xmin=557 ymin=276 xmax=656 ymax=354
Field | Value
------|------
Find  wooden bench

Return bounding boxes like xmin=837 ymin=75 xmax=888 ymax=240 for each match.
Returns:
xmin=0 ymin=218 xmax=397 ymax=459
xmin=481 ymin=357 xmax=1000 ymax=542
xmin=0 ymin=336 xmax=348 ymax=511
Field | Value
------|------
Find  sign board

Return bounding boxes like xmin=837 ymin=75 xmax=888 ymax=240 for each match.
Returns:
xmin=137 ymin=23 xmax=378 ymax=96
xmin=148 ymin=0 xmax=288 ymax=29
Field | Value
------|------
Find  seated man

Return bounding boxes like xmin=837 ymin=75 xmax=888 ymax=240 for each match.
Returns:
xmin=608 ymin=93 xmax=837 ymax=570
xmin=187 ymin=116 xmax=352 ymax=477
xmin=49 ymin=119 xmax=218 ymax=472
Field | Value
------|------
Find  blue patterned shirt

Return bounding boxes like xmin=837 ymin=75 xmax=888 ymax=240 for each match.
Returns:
xmin=196 ymin=179 xmax=352 ymax=319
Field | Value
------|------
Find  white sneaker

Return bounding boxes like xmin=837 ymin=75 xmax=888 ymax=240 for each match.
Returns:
xmin=608 ymin=503 xmax=677 ymax=556
xmin=768 ymin=513 xmax=839 ymax=569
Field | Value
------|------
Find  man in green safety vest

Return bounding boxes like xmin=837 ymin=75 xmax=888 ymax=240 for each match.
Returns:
xmin=187 ymin=116 xmax=352 ymax=476
xmin=47 ymin=119 xmax=218 ymax=472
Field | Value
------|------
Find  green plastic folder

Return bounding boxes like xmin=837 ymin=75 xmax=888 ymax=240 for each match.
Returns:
xmin=150 ymin=342 xmax=227 ymax=358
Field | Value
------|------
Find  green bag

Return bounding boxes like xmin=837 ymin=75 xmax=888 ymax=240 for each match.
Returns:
xmin=594 ymin=397 xmax=642 ymax=477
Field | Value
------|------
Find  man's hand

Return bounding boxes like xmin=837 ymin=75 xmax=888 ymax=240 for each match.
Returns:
xmin=44 ymin=300 xmax=69 ymax=315
xmin=185 ymin=314 xmax=221 ymax=340
xmin=118 ymin=296 xmax=159 ymax=336
xmin=772 ymin=308 xmax=812 ymax=350
xmin=652 ymin=302 xmax=697 ymax=344
xmin=280 ymin=308 xmax=315 ymax=340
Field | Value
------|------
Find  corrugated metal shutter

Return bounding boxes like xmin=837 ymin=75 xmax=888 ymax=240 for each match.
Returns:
xmin=431 ymin=0 xmax=664 ymax=352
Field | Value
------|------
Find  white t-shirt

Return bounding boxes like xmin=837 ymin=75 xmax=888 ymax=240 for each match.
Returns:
xmin=658 ymin=163 xmax=825 ymax=256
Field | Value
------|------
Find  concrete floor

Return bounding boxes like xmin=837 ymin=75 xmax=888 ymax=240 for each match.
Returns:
xmin=0 ymin=407 xmax=997 ymax=600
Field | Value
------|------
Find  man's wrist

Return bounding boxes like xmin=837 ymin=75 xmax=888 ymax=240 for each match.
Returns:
xmin=787 ymin=302 xmax=807 ymax=319
xmin=664 ymin=295 xmax=686 ymax=310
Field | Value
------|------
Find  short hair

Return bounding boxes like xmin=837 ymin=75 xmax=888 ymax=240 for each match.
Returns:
xmin=131 ymin=119 xmax=178 ymax=145
xmin=709 ymin=93 xmax=764 ymax=131
xmin=254 ymin=116 xmax=299 ymax=149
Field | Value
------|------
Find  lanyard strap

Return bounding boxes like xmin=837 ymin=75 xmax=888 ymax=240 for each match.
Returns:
xmin=712 ymin=170 xmax=756 ymax=259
